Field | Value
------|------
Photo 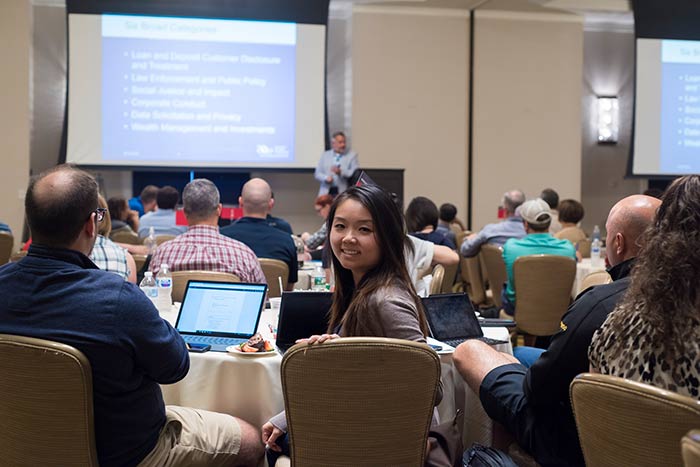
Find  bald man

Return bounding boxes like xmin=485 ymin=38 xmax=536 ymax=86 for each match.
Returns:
xmin=0 ymin=166 xmax=263 ymax=466
xmin=453 ymin=195 xmax=660 ymax=466
xmin=220 ymin=178 xmax=298 ymax=290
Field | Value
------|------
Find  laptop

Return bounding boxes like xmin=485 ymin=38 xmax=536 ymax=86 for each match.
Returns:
xmin=175 ymin=280 xmax=268 ymax=352
xmin=275 ymin=291 xmax=333 ymax=354
xmin=421 ymin=293 xmax=508 ymax=348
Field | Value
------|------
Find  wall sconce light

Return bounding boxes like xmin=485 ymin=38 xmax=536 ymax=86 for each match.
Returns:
xmin=597 ymin=96 xmax=619 ymax=144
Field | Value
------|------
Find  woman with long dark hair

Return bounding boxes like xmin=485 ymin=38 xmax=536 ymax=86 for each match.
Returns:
xmin=262 ymin=184 xmax=434 ymax=457
xmin=589 ymin=175 xmax=700 ymax=399
xmin=405 ymin=196 xmax=456 ymax=250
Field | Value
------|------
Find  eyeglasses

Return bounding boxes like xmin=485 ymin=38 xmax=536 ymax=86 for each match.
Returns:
xmin=92 ymin=208 xmax=108 ymax=223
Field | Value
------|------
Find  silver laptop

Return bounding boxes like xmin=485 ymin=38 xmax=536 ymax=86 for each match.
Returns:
xmin=175 ymin=280 xmax=268 ymax=351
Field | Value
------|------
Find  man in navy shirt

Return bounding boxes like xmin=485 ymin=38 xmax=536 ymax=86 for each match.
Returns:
xmin=0 ymin=165 xmax=263 ymax=467
xmin=221 ymin=178 xmax=298 ymax=290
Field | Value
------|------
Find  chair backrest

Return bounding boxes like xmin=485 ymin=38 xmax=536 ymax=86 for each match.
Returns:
xmin=683 ymin=430 xmax=700 ymax=467
xmin=155 ymin=234 xmax=176 ymax=246
xmin=282 ymin=337 xmax=441 ymax=467
xmin=110 ymin=228 xmax=140 ymax=245
xmin=132 ymin=254 xmax=148 ymax=275
xmin=479 ymin=244 xmax=507 ymax=308
xmin=259 ymin=258 xmax=290 ymax=298
xmin=429 ymin=264 xmax=445 ymax=296
xmin=461 ymin=256 xmax=487 ymax=305
xmin=0 ymin=333 xmax=98 ymax=466
xmin=513 ymin=255 xmax=576 ymax=336
xmin=571 ymin=373 xmax=700 ymax=467
xmin=441 ymin=262 xmax=458 ymax=294
xmin=0 ymin=231 xmax=14 ymax=266
xmin=171 ymin=270 xmax=241 ymax=302
xmin=576 ymin=238 xmax=591 ymax=258
xmin=578 ymin=269 xmax=612 ymax=295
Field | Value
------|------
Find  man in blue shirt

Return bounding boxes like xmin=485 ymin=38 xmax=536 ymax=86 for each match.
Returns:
xmin=221 ymin=178 xmax=298 ymax=290
xmin=501 ymin=198 xmax=577 ymax=315
xmin=128 ymin=185 xmax=158 ymax=217
xmin=0 ymin=221 xmax=10 ymax=233
xmin=138 ymin=185 xmax=187 ymax=238
xmin=461 ymin=190 xmax=527 ymax=257
xmin=314 ymin=131 xmax=360 ymax=196
xmin=0 ymin=165 xmax=263 ymax=467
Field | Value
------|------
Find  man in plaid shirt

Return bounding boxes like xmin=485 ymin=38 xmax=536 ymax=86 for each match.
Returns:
xmin=149 ymin=178 xmax=266 ymax=284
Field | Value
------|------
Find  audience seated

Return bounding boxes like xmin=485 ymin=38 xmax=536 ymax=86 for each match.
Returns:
xmin=554 ymin=199 xmax=586 ymax=244
xmin=453 ymin=193 xmax=659 ymax=466
xmin=262 ymin=184 xmax=447 ymax=465
xmin=540 ymin=188 xmax=562 ymax=234
xmin=590 ymin=175 xmax=700 ymax=399
xmin=301 ymin=194 xmax=334 ymax=250
xmin=405 ymin=196 xmax=456 ymax=250
xmin=461 ymin=189 xmax=526 ymax=257
xmin=437 ymin=202 xmax=460 ymax=245
xmin=220 ymin=178 xmax=298 ymax=290
xmin=129 ymin=185 xmax=158 ymax=217
xmin=149 ymin=178 xmax=266 ymax=284
xmin=265 ymin=191 xmax=293 ymax=234
xmin=0 ymin=165 xmax=263 ymax=467
xmin=138 ymin=186 xmax=187 ymax=238
xmin=108 ymin=197 xmax=139 ymax=234
xmin=90 ymin=195 xmax=136 ymax=283
xmin=501 ymin=198 xmax=577 ymax=316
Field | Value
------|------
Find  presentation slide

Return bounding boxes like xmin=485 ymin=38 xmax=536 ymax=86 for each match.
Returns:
xmin=634 ymin=39 xmax=700 ymax=175
xmin=67 ymin=14 xmax=325 ymax=169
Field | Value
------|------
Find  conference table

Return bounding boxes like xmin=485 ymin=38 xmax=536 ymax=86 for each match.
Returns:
xmin=159 ymin=305 xmax=512 ymax=450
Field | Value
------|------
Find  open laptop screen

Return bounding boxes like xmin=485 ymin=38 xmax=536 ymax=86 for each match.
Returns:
xmin=421 ymin=293 xmax=483 ymax=341
xmin=176 ymin=281 xmax=267 ymax=338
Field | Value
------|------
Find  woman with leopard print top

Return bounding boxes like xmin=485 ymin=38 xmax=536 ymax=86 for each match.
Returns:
xmin=589 ymin=175 xmax=700 ymax=399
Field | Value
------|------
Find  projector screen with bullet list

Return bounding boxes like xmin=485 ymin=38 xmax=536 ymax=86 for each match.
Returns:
xmin=66 ymin=13 xmax=326 ymax=169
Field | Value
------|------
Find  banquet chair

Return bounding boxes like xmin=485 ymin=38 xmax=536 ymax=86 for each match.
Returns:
xmin=155 ymin=234 xmax=176 ymax=246
xmin=682 ymin=430 xmax=700 ymax=467
xmin=429 ymin=264 xmax=445 ymax=296
xmin=110 ymin=228 xmax=140 ymax=245
xmin=279 ymin=337 xmax=440 ymax=467
xmin=461 ymin=256 xmax=488 ymax=306
xmin=171 ymin=270 xmax=240 ymax=302
xmin=0 ymin=231 xmax=14 ymax=266
xmin=513 ymin=255 xmax=575 ymax=346
xmin=259 ymin=258 xmax=289 ymax=298
xmin=479 ymin=244 xmax=507 ymax=308
xmin=441 ymin=262 xmax=458 ymax=294
xmin=0 ymin=333 xmax=98 ymax=466
xmin=570 ymin=373 xmax=700 ymax=467
xmin=132 ymin=253 xmax=148 ymax=275
xmin=578 ymin=269 xmax=612 ymax=295
xmin=576 ymin=238 xmax=591 ymax=258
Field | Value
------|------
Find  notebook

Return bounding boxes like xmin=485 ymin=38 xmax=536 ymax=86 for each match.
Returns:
xmin=421 ymin=293 xmax=507 ymax=348
xmin=175 ymin=280 xmax=268 ymax=352
xmin=275 ymin=291 xmax=333 ymax=354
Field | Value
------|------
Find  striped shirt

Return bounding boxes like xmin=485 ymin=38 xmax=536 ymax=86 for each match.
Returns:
xmin=149 ymin=225 xmax=266 ymax=284
xmin=90 ymin=235 xmax=130 ymax=281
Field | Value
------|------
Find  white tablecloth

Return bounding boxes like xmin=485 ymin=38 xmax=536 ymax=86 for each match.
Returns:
xmin=160 ymin=306 xmax=512 ymax=450
xmin=574 ymin=258 xmax=606 ymax=296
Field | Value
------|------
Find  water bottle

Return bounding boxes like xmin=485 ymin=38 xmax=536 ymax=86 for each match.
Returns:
xmin=156 ymin=263 xmax=173 ymax=311
xmin=591 ymin=238 xmax=603 ymax=268
xmin=592 ymin=225 xmax=601 ymax=243
xmin=312 ymin=266 xmax=325 ymax=291
xmin=144 ymin=226 xmax=157 ymax=256
xmin=139 ymin=271 xmax=158 ymax=305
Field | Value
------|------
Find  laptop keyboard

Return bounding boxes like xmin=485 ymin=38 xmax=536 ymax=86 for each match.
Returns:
xmin=183 ymin=335 xmax=247 ymax=347
xmin=443 ymin=337 xmax=509 ymax=348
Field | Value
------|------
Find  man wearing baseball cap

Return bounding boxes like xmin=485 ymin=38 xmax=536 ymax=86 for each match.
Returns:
xmin=500 ymin=198 xmax=577 ymax=316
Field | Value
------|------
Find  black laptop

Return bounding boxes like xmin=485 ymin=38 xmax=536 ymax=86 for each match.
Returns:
xmin=175 ymin=280 xmax=267 ymax=351
xmin=275 ymin=291 xmax=333 ymax=354
xmin=421 ymin=293 xmax=508 ymax=347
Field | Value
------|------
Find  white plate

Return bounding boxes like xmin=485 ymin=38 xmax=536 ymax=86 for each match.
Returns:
xmin=226 ymin=345 xmax=277 ymax=357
